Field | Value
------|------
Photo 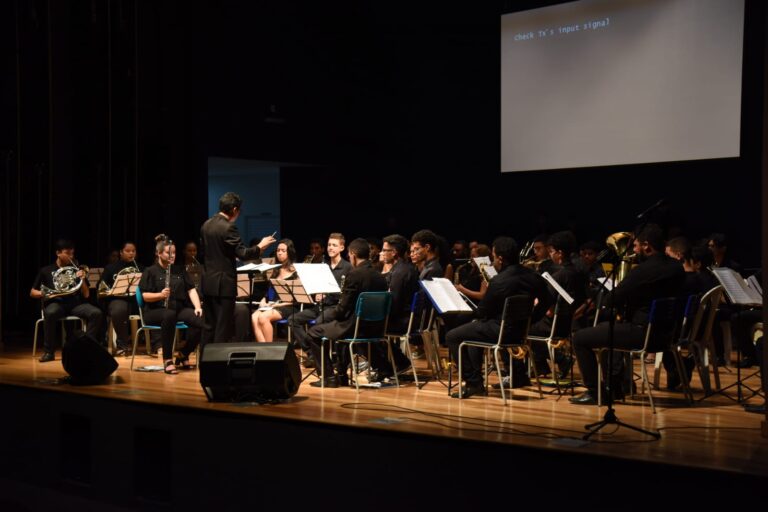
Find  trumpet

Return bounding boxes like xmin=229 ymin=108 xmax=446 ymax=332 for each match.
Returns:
xmin=519 ymin=240 xmax=533 ymax=264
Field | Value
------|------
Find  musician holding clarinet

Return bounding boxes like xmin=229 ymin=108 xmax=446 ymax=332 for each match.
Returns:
xmin=138 ymin=235 xmax=203 ymax=374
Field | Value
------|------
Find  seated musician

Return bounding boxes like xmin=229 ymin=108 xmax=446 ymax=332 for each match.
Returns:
xmin=138 ymin=235 xmax=204 ymax=374
xmin=99 ymin=241 xmax=142 ymax=356
xmin=368 ymin=234 xmax=419 ymax=379
xmin=183 ymin=240 xmax=204 ymax=292
xmin=569 ymin=225 xmax=685 ymax=404
xmin=251 ymin=238 xmax=298 ymax=342
xmin=528 ymin=231 xmax=588 ymax=378
xmin=454 ymin=243 xmax=491 ymax=303
xmin=446 ymin=236 xmax=551 ymax=398
xmin=30 ymin=239 xmax=104 ymax=362
xmin=286 ymin=233 xmax=352 ymax=367
xmin=292 ymin=239 xmax=388 ymax=388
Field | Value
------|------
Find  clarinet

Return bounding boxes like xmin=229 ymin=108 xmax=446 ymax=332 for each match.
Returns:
xmin=163 ymin=238 xmax=173 ymax=308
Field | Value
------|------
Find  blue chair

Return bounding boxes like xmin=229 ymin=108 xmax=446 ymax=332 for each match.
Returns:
xmin=130 ymin=286 xmax=188 ymax=370
xmin=596 ymin=297 xmax=680 ymax=414
xmin=653 ymin=293 xmax=699 ymax=403
xmin=385 ymin=291 xmax=430 ymax=389
xmin=458 ymin=295 xmax=536 ymax=405
xmin=329 ymin=292 xmax=393 ymax=392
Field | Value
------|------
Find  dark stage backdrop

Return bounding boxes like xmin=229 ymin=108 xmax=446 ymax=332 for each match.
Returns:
xmin=0 ymin=0 xmax=764 ymax=335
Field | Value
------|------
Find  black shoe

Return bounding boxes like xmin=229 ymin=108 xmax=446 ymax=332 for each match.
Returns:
xmin=737 ymin=357 xmax=758 ymax=369
xmin=309 ymin=376 xmax=339 ymax=388
xmin=38 ymin=352 xmax=55 ymax=363
xmin=557 ymin=354 xmax=574 ymax=380
xmin=569 ymin=390 xmax=598 ymax=405
xmin=744 ymin=403 xmax=766 ymax=414
xmin=450 ymin=383 xmax=487 ymax=399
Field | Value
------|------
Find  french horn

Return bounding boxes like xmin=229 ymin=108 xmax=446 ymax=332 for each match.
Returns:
xmin=41 ymin=263 xmax=88 ymax=299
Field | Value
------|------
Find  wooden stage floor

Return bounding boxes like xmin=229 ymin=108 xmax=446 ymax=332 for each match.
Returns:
xmin=1 ymin=344 xmax=766 ymax=479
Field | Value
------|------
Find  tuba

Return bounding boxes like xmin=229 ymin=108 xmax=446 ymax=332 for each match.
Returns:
xmin=41 ymin=261 xmax=88 ymax=299
xmin=606 ymin=232 xmax=636 ymax=284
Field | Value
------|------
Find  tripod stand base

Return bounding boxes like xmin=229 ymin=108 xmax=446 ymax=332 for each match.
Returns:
xmin=583 ymin=408 xmax=661 ymax=441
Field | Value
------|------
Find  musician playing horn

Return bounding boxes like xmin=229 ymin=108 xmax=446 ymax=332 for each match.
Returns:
xmin=30 ymin=239 xmax=104 ymax=363
xmin=99 ymin=241 xmax=142 ymax=356
xmin=138 ymin=236 xmax=203 ymax=375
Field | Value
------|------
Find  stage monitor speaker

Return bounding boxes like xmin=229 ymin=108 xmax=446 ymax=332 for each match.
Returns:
xmin=199 ymin=342 xmax=301 ymax=402
xmin=62 ymin=331 xmax=119 ymax=385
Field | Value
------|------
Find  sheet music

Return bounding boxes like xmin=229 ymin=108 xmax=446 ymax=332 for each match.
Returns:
xmin=473 ymin=256 xmax=491 ymax=267
xmin=420 ymin=278 xmax=473 ymax=314
xmin=236 ymin=272 xmax=251 ymax=298
xmin=541 ymin=271 xmax=574 ymax=304
xmin=712 ymin=267 xmax=762 ymax=306
xmin=238 ymin=262 xmax=281 ymax=273
xmin=293 ymin=263 xmax=341 ymax=295
xmin=747 ymin=274 xmax=763 ymax=296
xmin=597 ymin=276 xmax=614 ymax=291
xmin=270 ymin=278 xmax=314 ymax=304
xmin=102 ymin=272 xmax=141 ymax=296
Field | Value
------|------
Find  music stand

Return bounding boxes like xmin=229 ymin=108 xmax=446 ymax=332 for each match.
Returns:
xmin=237 ymin=263 xmax=280 ymax=310
xmin=583 ymin=210 xmax=661 ymax=441
xmin=100 ymin=272 xmax=141 ymax=297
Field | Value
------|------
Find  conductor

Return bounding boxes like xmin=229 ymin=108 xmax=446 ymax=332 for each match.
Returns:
xmin=200 ymin=192 xmax=275 ymax=344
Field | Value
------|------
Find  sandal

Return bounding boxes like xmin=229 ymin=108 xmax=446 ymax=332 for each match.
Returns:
xmin=164 ymin=360 xmax=179 ymax=374
xmin=175 ymin=356 xmax=196 ymax=370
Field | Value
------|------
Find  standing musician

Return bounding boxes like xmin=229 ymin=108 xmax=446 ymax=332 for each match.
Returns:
xmin=99 ymin=241 xmax=142 ymax=356
xmin=138 ymin=235 xmax=204 ymax=374
xmin=200 ymin=192 xmax=275 ymax=344
xmin=251 ymin=239 xmax=298 ymax=342
xmin=30 ymin=239 xmax=104 ymax=362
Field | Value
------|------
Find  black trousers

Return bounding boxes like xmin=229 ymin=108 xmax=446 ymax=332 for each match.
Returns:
xmin=572 ymin=321 xmax=646 ymax=391
xmin=286 ymin=305 xmax=337 ymax=351
xmin=143 ymin=307 xmax=203 ymax=361
xmin=202 ymin=295 xmax=235 ymax=344
xmin=42 ymin=301 xmax=103 ymax=354
xmin=107 ymin=298 xmax=135 ymax=348
xmin=446 ymin=319 xmax=500 ymax=386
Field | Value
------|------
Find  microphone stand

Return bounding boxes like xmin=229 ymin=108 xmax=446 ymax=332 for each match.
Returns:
xmin=583 ymin=210 xmax=661 ymax=440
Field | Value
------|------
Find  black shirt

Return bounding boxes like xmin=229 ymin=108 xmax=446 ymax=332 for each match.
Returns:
xmin=611 ymin=253 xmax=686 ymax=325
xmin=386 ymin=259 xmax=420 ymax=320
xmin=324 ymin=258 xmax=353 ymax=307
xmin=419 ymin=258 xmax=444 ymax=281
xmin=475 ymin=264 xmax=552 ymax=323
xmin=138 ymin=263 xmax=195 ymax=311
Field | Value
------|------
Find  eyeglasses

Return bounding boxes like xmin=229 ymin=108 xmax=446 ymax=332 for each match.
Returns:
xmin=381 ymin=248 xmax=395 ymax=253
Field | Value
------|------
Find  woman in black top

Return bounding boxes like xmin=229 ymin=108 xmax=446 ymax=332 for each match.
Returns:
xmin=99 ymin=241 xmax=141 ymax=355
xmin=138 ymin=235 xmax=204 ymax=374
xmin=251 ymin=239 xmax=297 ymax=342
